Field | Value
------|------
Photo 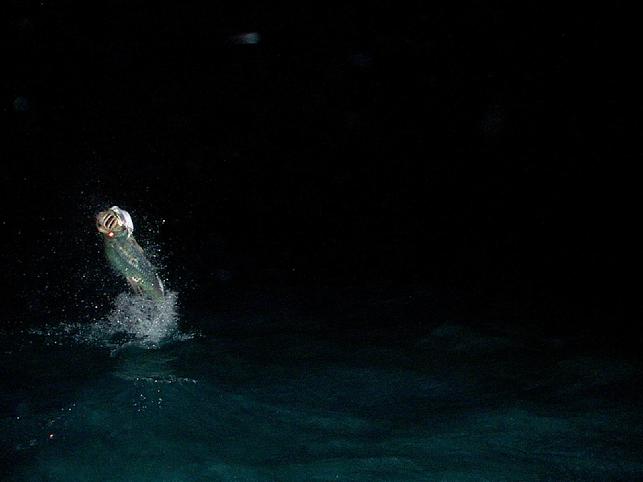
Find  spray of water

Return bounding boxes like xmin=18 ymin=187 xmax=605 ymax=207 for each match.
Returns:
xmin=95 ymin=291 xmax=181 ymax=348
xmin=28 ymin=291 xmax=194 ymax=354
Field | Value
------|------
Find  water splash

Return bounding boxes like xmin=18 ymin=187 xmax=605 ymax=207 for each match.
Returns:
xmin=94 ymin=291 xmax=182 ymax=350
xmin=27 ymin=291 xmax=194 ymax=353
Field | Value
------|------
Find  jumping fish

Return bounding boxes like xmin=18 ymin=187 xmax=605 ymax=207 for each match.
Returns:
xmin=96 ymin=206 xmax=165 ymax=300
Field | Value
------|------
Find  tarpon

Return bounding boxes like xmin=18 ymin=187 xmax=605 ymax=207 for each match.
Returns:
xmin=96 ymin=206 xmax=165 ymax=300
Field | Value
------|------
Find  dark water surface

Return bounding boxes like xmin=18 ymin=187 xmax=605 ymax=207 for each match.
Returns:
xmin=2 ymin=291 xmax=642 ymax=481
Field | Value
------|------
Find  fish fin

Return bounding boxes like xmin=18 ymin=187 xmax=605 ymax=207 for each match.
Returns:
xmin=156 ymin=275 xmax=165 ymax=296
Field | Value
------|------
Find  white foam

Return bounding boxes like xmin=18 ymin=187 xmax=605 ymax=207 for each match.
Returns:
xmin=27 ymin=291 xmax=193 ymax=353
xmin=99 ymin=291 xmax=179 ymax=346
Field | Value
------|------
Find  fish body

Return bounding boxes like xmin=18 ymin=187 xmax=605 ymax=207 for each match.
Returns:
xmin=96 ymin=206 xmax=165 ymax=300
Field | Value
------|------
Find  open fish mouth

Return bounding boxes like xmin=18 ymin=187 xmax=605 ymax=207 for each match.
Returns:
xmin=97 ymin=211 xmax=123 ymax=236
xmin=101 ymin=212 xmax=119 ymax=230
xmin=96 ymin=206 xmax=134 ymax=237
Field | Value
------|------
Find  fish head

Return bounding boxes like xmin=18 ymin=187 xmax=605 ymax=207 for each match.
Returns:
xmin=96 ymin=206 xmax=134 ymax=239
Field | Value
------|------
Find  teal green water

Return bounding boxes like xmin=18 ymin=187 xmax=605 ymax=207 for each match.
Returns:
xmin=2 ymin=297 xmax=642 ymax=481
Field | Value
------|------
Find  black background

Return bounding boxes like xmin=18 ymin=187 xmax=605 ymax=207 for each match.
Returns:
xmin=2 ymin=2 xmax=640 ymax=343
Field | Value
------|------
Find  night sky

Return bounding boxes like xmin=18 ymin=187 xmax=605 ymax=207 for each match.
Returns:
xmin=2 ymin=3 xmax=639 ymax=343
